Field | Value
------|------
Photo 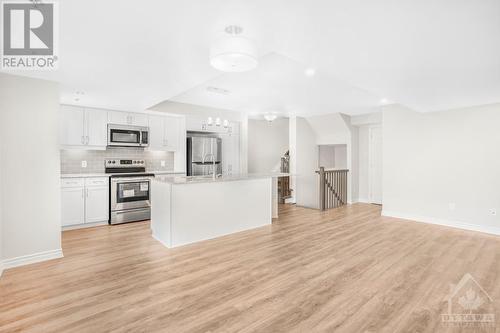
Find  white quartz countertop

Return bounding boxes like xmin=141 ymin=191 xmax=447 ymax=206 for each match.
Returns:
xmin=153 ymin=173 xmax=291 ymax=185
xmin=61 ymin=171 xmax=185 ymax=178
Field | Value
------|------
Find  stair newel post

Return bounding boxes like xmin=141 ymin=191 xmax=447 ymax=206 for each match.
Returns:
xmin=319 ymin=166 xmax=326 ymax=211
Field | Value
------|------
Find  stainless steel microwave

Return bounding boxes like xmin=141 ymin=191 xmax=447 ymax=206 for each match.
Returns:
xmin=107 ymin=124 xmax=149 ymax=147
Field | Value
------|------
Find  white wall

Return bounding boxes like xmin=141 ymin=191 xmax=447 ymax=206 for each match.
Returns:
xmin=357 ymin=126 xmax=370 ymax=202
xmin=382 ymin=103 xmax=500 ymax=235
xmin=292 ymin=117 xmax=319 ymax=209
xmin=248 ymin=118 xmax=289 ymax=173
xmin=318 ymin=145 xmax=348 ymax=169
xmin=0 ymin=73 xmax=62 ymax=267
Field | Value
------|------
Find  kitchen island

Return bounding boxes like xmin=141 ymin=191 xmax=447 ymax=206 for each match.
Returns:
xmin=151 ymin=173 xmax=289 ymax=248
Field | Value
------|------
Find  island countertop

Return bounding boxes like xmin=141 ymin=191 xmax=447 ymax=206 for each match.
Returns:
xmin=153 ymin=173 xmax=291 ymax=185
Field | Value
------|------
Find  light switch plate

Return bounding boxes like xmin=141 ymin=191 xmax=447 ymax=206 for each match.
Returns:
xmin=81 ymin=160 xmax=87 ymax=168
xmin=160 ymin=160 xmax=166 ymax=167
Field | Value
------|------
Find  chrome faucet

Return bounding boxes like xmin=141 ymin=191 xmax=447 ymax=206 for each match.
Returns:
xmin=203 ymin=154 xmax=222 ymax=179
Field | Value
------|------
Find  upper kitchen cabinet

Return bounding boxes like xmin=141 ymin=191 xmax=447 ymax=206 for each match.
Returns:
xmin=149 ymin=115 xmax=181 ymax=151
xmin=108 ymin=111 xmax=148 ymax=127
xmin=60 ymin=105 xmax=107 ymax=149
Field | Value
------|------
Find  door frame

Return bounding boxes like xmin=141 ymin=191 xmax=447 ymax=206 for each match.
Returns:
xmin=368 ymin=125 xmax=382 ymax=204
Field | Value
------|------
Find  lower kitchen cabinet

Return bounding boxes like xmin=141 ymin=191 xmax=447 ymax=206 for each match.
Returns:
xmin=85 ymin=186 xmax=109 ymax=223
xmin=61 ymin=187 xmax=85 ymax=227
xmin=61 ymin=177 xmax=109 ymax=228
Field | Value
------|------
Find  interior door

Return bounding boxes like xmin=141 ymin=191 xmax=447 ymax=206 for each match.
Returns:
xmin=369 ymin=126 xmax=383 ymax=204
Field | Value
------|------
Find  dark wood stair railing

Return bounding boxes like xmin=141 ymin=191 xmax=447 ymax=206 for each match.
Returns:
xmin=278 ymin=151 xmax=292 ymax=203
xmin=316 ymin=167 xmax=349 ymax=211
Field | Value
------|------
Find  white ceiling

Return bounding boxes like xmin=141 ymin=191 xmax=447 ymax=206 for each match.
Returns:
xmin=4 ymin=0 xmax=500 ymax=115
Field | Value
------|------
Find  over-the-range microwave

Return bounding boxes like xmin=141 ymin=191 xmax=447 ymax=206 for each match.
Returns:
xmin=107 ymin=124 xmax=149 ymax=148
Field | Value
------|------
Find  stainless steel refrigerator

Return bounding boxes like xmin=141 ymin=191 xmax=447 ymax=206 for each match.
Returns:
xmin=187 ymin=136 xmax=222 ymax=176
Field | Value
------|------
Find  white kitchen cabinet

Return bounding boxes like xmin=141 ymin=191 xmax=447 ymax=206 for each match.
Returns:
xmin=85 ymin=186 xmax=109 ymax=223
xmin=222 ymin=132 xmax=240 ymax=175
xmin=61 ymin=177 xmax=109 ymax=228
xmin=149 ymin=115 xmax=180 ymax=151
xmin=60 ymin=105 xmax=107 ymax=149
xmin=61 ymin=187 xmax=85 ymax=227
xmin=108 ymin=111 xmax=148 ymax=127
xmin=86 ymin=108 xmax=108 ymax=147
xmin=60 ymin=105 xmax=85 ymax=146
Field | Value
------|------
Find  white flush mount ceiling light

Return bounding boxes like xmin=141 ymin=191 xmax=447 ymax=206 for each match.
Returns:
xmin=210 ymin=25 xmax=258 ymax=72
xmin=304 ymin=68 xmax=316 ymax=77
xmin=379 ymin=98 xmax=393 ymax=105
xmin=264 ymin=114 xmax=278 ymax=122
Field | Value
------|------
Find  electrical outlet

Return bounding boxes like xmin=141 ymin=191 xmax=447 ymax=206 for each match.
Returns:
xmin=448 ymin=203 xmax=456 ymax=211
xmin=160 ymin=160 xmax=166 ymax=167
xmin=81 ymin=160 xmax=87 ymax=168
xmin=489 ymin=208 xmax=497 ymax=216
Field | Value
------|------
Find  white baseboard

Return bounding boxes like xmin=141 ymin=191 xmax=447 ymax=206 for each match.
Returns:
xmin=2 ymin=248 xmax=64 ymax=270
xmin=152 ymin=234 xmax=171 ymax=248
xmin=382 ymin=210 xmax=500 ymax=236
xmin=356 ymin=198 xmax=371 ymax=204
xmin=62 ymin=221 xmax=108 ymax=231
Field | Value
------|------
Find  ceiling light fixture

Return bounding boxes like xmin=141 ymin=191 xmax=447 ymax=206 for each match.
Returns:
xmin=304 ymin=68 xmax=316 ymax=77
xmin=264 ymin=114 xmax=278 ymax=122
xmin=210 ymin=25 xmax=258 ymax=72
xmin=379 ymin=98 xmax=392 ymax=105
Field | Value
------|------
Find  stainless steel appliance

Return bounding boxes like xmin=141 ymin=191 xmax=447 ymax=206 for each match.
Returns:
xmin=106 ymin=159 xmax=154 ymax=225
xmin=186 ymin=135 xmax=222 ymax=176
xmin=107 ymin=124 xmax=149 ymax=148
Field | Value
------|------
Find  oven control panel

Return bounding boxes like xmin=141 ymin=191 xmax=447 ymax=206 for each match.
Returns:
xmin=105 ymin=159 xmax=145 ymax=167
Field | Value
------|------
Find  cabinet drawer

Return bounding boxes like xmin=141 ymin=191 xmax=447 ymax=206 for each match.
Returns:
xmin=85 ymin=177 xmax=109 ymax=187
xmin=61 ymin=178 xmax=85 ymax=188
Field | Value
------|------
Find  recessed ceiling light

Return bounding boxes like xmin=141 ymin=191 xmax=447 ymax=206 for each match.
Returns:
xmin=379 ymin=98 xmax=392 ymax=105
xmin=304 ymin=68 xmax=316 ymax=77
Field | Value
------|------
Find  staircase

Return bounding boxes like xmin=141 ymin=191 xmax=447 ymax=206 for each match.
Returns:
xmin=278 ymin=151 xmax=292 ymax=203
xmin=316 ymin=167 xmax=348 ymax=210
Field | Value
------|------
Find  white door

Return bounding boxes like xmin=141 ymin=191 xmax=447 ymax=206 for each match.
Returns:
xmin=85 ymin=186 xmax=109 ymax=223
xmin=148 ymin=115 xmax=166 ymax=150
xmin=60 ymin=105 xmax=85 ymax=146
xmin=61 ymin=187 xmax=85 ymax=226
xmin=85 ymin=108 xmax=108 ymax=147
xmin=369 ymin=126 xmax=383 ymax=204
xmin=164 ymin=116 xmax=180 ymax=151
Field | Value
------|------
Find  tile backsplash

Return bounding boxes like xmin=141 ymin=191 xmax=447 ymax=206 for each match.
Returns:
xmin=61 ymin=148 xmax=175 ymax=174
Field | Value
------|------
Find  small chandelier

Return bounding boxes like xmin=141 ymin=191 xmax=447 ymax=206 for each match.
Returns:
xmin=210 ymin=25 xmax=258 ymax=72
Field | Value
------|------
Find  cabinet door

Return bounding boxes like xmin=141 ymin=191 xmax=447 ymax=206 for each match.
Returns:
xmin=85 ymin=186 xmax=109 ymax=223
xmin=164 ymin=116 xmax=180 ymax=151
xmin=108 ymin=111 xmax=130 ymax=125
xmin=129 ymin=113 xmax=148 ymax=127
xmin=85 ymin=108 xmax=108 ymax=147
xmin=148 ymin=115 xmax=166 ymax=150
xmin=61 ymin=187 xmax=85 ymax=226
xmin=60 ymin=105 xmax=85 ymax=146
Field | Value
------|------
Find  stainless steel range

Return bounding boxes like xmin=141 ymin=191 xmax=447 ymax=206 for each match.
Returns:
xmin=105 ymin=159 xmax=154 ymax=225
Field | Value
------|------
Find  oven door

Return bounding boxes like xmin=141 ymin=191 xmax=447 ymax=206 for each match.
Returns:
xmin=111 ymin=178 xmax=151 ymax=211
xmin=108 ymin=126 xmax=142 ymax=147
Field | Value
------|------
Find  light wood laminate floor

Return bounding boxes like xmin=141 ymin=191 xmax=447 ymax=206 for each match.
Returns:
xmin=1 ymin=204 xmax=499 ymax=332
